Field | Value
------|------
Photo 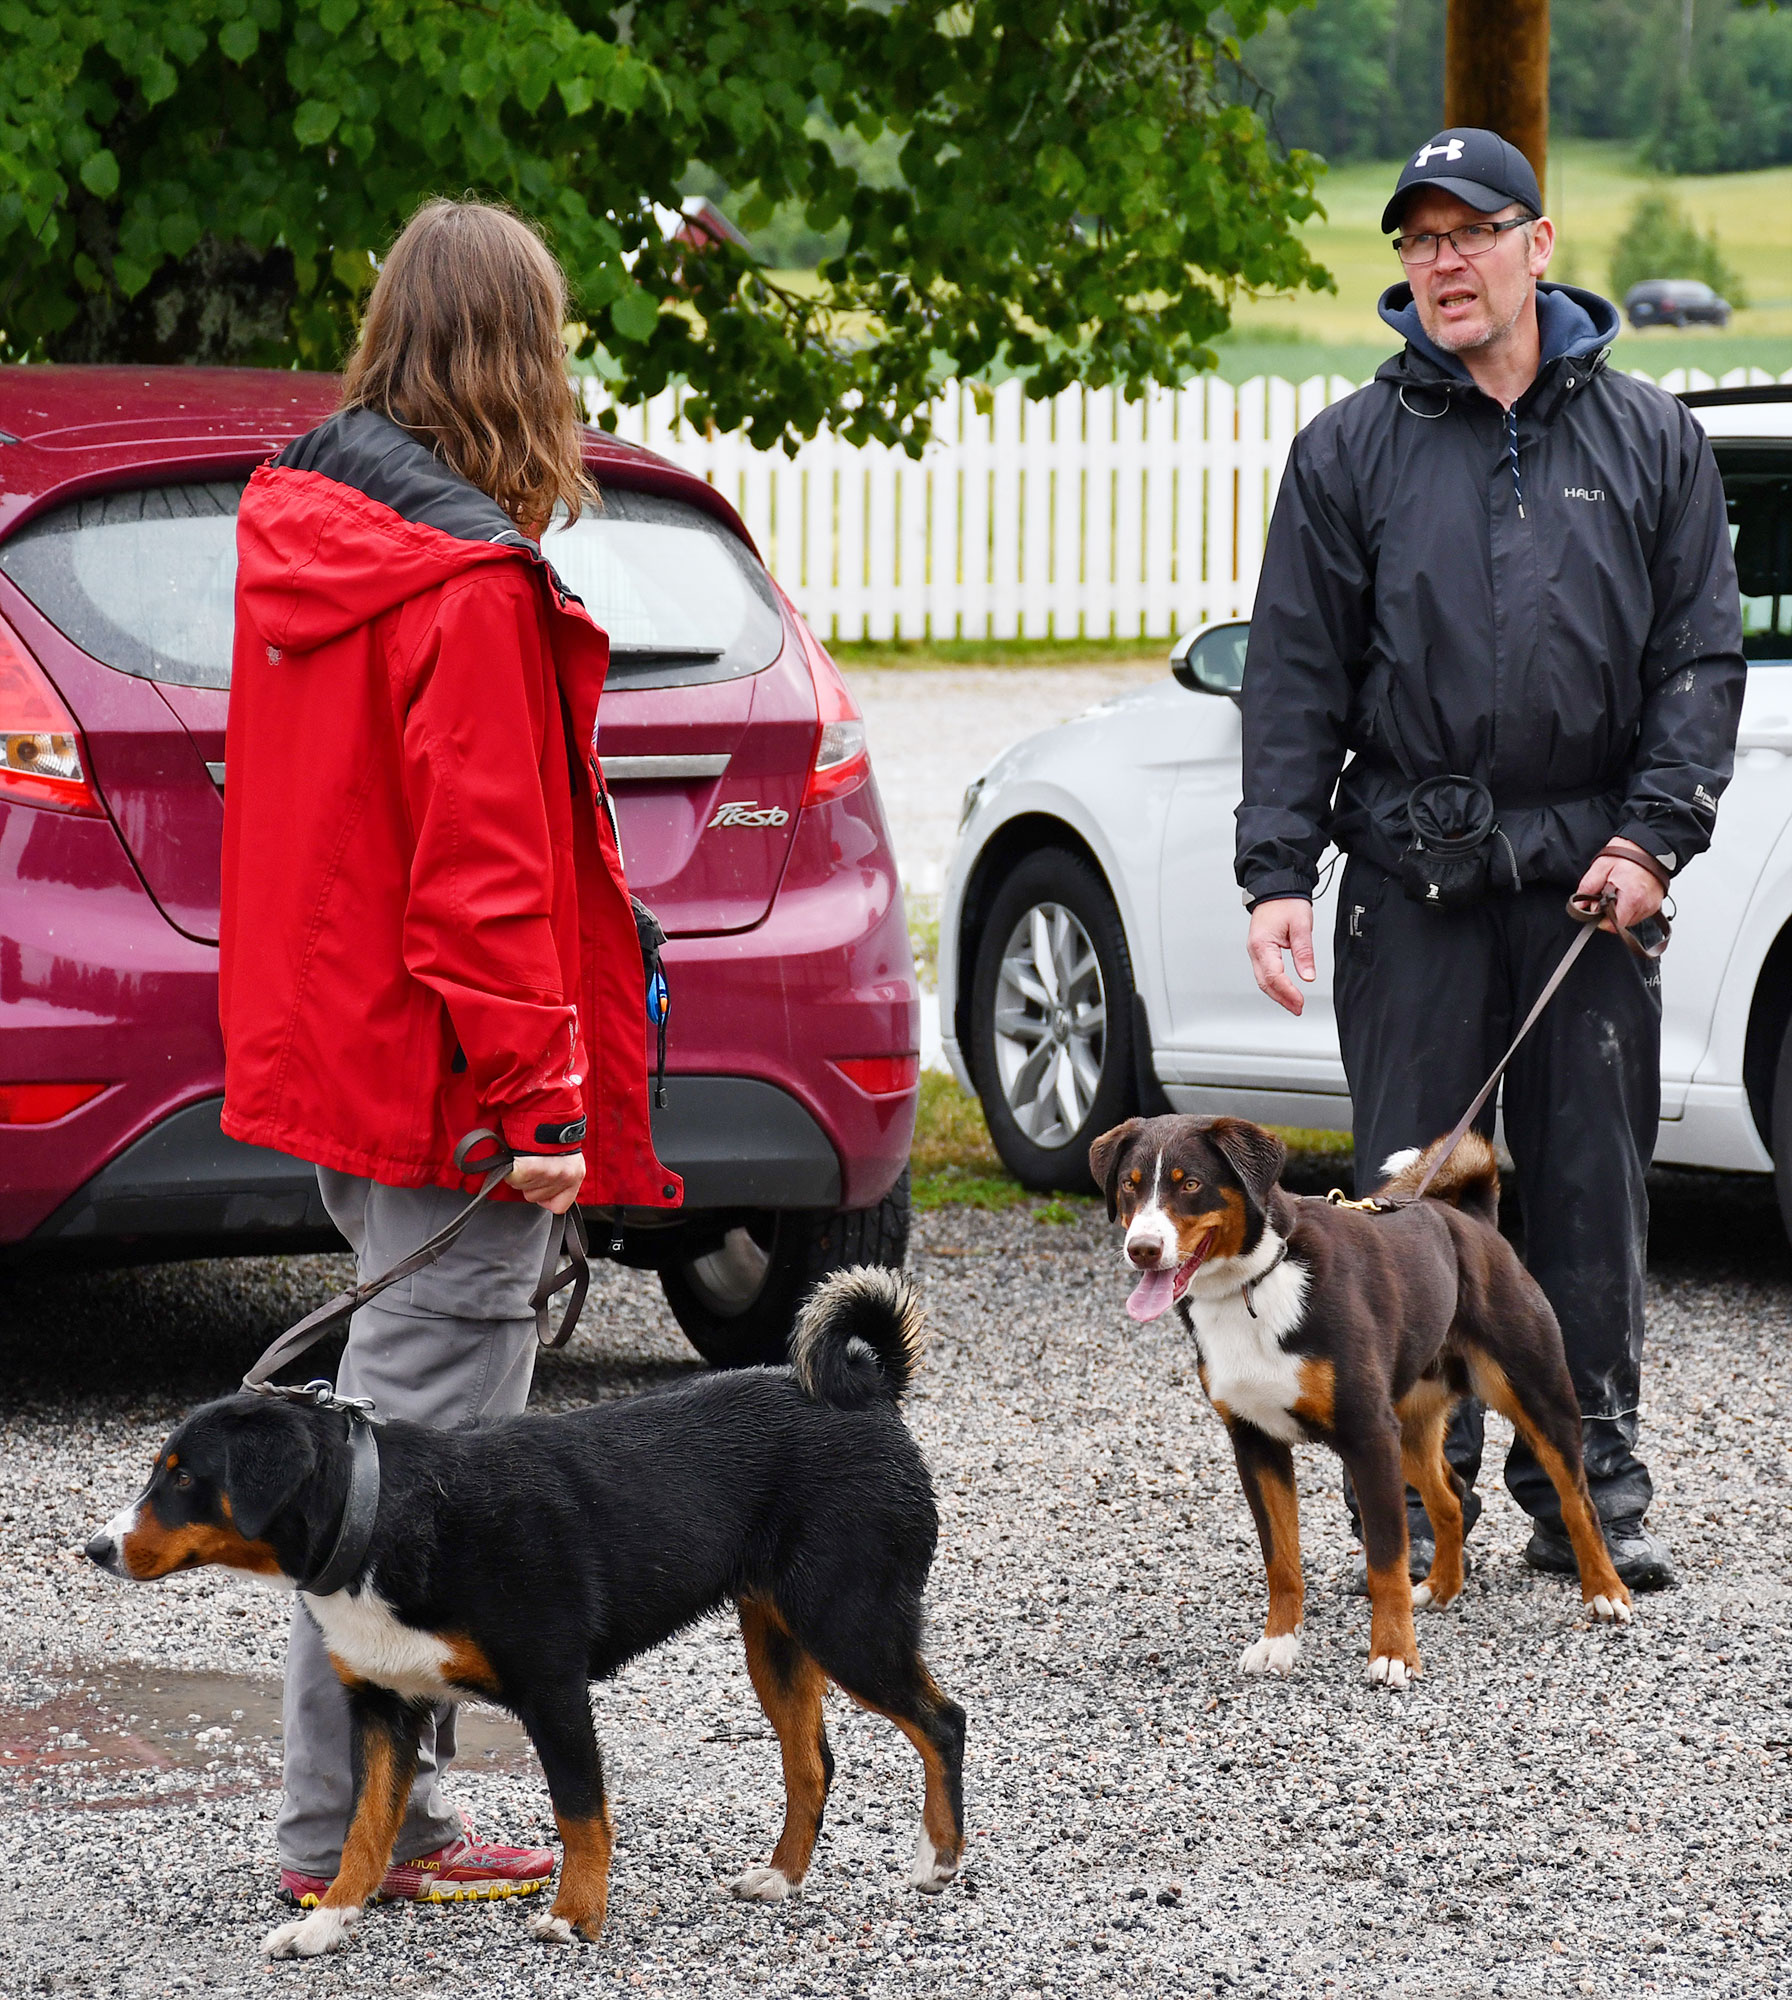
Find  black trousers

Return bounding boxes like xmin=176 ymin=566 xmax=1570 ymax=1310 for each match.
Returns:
xmin=1333 ymin=855 xmax=1660 ymax=1532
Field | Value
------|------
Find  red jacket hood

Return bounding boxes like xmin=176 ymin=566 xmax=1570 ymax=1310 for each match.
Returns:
xmin=237 ymin=408 xmax=548 ymax=653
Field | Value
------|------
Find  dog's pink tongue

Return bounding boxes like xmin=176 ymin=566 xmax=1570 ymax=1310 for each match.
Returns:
xmin=1126 ymin=1267 xmax=1177 ymax=1322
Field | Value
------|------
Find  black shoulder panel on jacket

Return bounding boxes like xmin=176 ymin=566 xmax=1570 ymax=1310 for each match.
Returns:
xmin=274 ymin=407 xmax=532 ymax=551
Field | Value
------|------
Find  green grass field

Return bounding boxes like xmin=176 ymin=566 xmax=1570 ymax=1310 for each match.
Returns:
xmin=907 ymin=1070 xmax=1353 ymax=1213
xmin=1215 ymin=138 xmax=1792 ymax=382
xmin=833 ymin=634 xmax=1168 ymax=671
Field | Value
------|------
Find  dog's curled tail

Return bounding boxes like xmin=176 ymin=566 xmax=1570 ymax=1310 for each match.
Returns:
xmin=1376 ymin=1131 xmax=1500 ymax=1224
xmin=790 ymin=1266 xmax=926 ymax=1409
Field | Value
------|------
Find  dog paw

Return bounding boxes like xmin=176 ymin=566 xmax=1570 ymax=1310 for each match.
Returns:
xmin=909 ymin=1828 xmax=960 ymax=1895
xmin=1413 ymin=1578 xmax=1461 ymax=1612
xmin=1365 ymin=1653 xmax=1418 ymax=1690
xmin=1590 ymin=1593 xmax=1633 ymax=1626
xmin=527 ymin=1911 xmax=580 ymax=1945
xmin=729 ymin=1866 xmax=793 ymax=1903
xmin=263 ymin=1906 xmax=358 ymax=1959
xmin=1238 ymin=1631 xmax=1301 ymax=1676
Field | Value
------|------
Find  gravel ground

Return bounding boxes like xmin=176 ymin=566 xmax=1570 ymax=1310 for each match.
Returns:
xmin=3 ymin=1173 xmax=1792 ymax=1998
xmin=853 ymin=665 xmax=1161 ymax=902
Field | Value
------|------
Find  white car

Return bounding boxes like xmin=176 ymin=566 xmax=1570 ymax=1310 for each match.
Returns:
xmin=940 ymin=386 xmax=1792 ymax=1228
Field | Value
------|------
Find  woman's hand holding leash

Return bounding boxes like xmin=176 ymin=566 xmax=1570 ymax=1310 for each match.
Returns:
xmin=507 ymin=1153 xmax=586 ymax=1214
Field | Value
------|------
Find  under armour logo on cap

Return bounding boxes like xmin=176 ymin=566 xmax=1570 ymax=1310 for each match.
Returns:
xmin=1382 ymin=127 xmax=1542 ymax=235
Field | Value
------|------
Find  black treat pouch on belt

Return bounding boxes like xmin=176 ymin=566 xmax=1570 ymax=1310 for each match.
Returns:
xmin=1399 ymin=774 xmax=1498 ymax=911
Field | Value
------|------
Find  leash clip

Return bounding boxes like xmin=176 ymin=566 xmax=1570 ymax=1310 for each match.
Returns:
xmin=243 ymin=1377 xmax=380 ymax=1423
xmin=1325 ymin=1188 xmax=1397 ymax=1213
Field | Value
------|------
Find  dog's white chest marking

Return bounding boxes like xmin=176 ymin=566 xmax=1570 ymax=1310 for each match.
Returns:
xmin=1185 ymin=1237 xmax=1311 ymax=1444
xmin=303 ymin=1582 xmax=453 ymax=1700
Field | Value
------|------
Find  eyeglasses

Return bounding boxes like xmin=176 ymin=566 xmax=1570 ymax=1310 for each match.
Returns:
xmin=1391 ymin=215 xmax=1532 ymax=266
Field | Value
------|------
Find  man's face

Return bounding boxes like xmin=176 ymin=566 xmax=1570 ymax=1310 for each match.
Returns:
xmin=1399 ymin=190 xmax=1554 ymax=356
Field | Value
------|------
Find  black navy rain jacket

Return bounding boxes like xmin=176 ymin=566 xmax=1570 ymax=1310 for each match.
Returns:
xmin=1235 ymin=281 xmax=1746 ymax=906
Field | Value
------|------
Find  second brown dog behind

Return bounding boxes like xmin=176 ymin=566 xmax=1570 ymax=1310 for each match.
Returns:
xmin=1088 ymin=1114 xmax=1632 ymax=1686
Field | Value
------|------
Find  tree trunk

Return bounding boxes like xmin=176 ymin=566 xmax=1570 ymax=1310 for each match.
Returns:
xmin=1444 ymin=0 xmax=1550 ymax=192
xmin=43 ymin=218 xmax=298 ymax=367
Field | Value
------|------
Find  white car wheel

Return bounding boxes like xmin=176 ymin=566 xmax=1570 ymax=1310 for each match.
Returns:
xmin=991 ymin=900 xmax=1108 ymax=1147
xmin=969 ymin=848 xmax=1138 ymax=1192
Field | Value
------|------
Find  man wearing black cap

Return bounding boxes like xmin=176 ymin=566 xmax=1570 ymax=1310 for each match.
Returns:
xmin=1236 ymin=129 xmax=1744 ymax=1596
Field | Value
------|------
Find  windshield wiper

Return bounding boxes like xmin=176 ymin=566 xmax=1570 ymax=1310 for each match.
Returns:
xmin=609 ymin=643 xmax=725 ymax=662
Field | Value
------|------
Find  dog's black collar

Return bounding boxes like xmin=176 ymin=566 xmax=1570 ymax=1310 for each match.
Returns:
xmin=301 ymin=1413 xmax=380 ymax=1596
xmin=1241 ymin=1241 xmax=1289 ymax=1320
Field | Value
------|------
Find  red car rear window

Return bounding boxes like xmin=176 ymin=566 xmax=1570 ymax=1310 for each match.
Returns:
xmin=0 ymin=476 xmax=786 ymax=694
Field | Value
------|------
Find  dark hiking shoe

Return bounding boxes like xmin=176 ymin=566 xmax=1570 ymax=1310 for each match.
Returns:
xmin=1523 ymin=1517 xmax=1677 ymax=1592
xmin=1347 ymin=1490 xmax=1482 ymax=1594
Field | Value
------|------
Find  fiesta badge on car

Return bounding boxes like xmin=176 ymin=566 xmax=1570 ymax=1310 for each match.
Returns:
xmin=708 ymin=800 xmax=792 ymax=829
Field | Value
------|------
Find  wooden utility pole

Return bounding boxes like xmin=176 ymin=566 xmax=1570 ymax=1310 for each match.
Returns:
xmin=1444 ymin=0 xmax=1550 ymax=191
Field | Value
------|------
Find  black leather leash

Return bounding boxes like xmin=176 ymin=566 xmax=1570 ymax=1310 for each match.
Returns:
xmin=239 ymin=1127 xmax=591 ymax=1595
xmin=1330 ymin=883 xmax=1671 ymax=1214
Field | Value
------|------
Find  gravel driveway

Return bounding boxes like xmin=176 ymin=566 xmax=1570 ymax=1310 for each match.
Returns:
xmin=4 ymin=1167 xmax=1791 ymax=1997
xmin=853 ymin=665 xmax=1162 ymax=904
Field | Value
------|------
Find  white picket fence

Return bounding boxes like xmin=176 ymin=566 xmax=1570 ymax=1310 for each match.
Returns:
xmin=588 ymin=365 xmax=1792 ymax=644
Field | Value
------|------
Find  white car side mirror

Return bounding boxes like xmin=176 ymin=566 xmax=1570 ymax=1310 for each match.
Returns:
xmin=1170 ymin=620 xmax=1250 ymax=703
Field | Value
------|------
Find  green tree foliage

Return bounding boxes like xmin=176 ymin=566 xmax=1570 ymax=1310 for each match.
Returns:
xmin=1620 ymin=0 xmax=1792 ymax=174
xmin=1234 ymin=0 xmax=1443 ymax=164
xmin=0 ymin=0 xmax=1330 ymax=450
xmin=1608 ymin=193 xmax=1747 ymax=303
xmin=1239 ymin=0 xmax=1792 ymax=173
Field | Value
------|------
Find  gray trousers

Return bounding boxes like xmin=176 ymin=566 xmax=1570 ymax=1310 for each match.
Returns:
xmin=276 ymin=1168 xmax=553 ymax=1878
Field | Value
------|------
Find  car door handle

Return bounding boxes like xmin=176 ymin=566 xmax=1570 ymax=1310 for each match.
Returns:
xmin=1737 ymin=731 xmax=1792 ymax=753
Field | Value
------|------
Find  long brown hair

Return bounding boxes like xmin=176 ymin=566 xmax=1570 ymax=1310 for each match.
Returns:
xmin=341 ymin=199 xmax=595 ymax=530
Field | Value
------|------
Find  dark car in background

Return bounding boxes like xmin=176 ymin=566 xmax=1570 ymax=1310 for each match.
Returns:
xmin=1624 ymin=279 xmax=1732 ymax=330
xmin=0 ymin=367 xmax=919 ymax=1366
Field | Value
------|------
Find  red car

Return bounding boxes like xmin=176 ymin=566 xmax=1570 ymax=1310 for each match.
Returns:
xmin=0 ymin=367 xmax=918 ymax=1365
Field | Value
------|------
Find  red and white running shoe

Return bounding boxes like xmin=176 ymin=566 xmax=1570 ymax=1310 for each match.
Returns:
xmin=280 ymin=1818 xmax=555 ymax=1908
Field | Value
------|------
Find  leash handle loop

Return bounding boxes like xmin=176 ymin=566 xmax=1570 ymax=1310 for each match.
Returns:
xmin=452 ymin=1126 xmax=512 ymax=1176
xmin=1570 ymin=881 xmax=1671 ymax=961
xmin=532 ymin=1202 xmax=591 ymax=1350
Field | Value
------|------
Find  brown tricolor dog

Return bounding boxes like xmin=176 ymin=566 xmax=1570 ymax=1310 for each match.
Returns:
xmin=1088 ymin=1115 xmax=1632 ymax=1686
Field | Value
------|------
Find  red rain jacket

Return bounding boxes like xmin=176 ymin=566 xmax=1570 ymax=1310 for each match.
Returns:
xmin=219 ymin=407 xmax=680 ymax=1209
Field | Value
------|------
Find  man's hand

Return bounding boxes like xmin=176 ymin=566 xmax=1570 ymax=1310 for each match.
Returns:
xmin=1247 ymin=898 xmax=1317 ymax=1017
xmin=507 ymin=1153 xmax=586 ymax=1214
xmin=1573 ymin=838 xmax=1666 ymax=936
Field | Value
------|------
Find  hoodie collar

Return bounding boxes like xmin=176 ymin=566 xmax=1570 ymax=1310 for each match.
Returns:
xmin=271 ymin=407 xmax=540 ymax=550
xmin=1374 ymin=280 xmax=1620 ymax=412
xmin=239 ymin=408 xmax=580 ymax=654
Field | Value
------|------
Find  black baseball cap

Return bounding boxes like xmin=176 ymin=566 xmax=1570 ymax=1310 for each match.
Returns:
xmin=1382 ymin=128 xmax=1543 ymax=234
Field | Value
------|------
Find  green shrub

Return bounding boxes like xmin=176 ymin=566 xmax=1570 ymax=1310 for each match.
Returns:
xmin=1608 ymin=195 xmax=1747 ymax=308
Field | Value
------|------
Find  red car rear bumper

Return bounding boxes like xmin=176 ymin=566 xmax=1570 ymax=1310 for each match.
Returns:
xmin=0 ymin=783 xmax=917 ymax=1254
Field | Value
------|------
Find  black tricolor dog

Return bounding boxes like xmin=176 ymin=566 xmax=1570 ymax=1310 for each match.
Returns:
xmin=1089 ymin=1115 xmax=1633 ymax=1686
xmin=86 ymin=1268 xmax=965 ymax=1957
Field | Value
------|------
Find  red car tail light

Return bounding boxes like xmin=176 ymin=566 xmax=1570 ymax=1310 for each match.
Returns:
xmin=831 ymin=1055 xmax=920 ymax=1095
xmin=0 ymin=1081 xmax=109 ymax=1124
xmin=796 ymin=623 xmax=871 ymax=808
xmin=0 ymin=615 xmax=104 ymax=816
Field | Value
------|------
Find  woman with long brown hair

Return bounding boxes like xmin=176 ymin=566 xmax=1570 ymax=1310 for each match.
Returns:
xmin=222 ymin=199 xmax=679 ymax=1914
